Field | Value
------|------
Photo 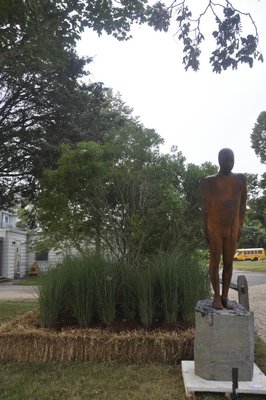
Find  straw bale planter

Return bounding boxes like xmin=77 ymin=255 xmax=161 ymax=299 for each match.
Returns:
xmin=0 ymin=310 xmax=194 ymax=364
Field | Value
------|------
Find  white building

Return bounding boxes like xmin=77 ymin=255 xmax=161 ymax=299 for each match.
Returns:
xmin=0 ymin=210 xmax=63 ymax=279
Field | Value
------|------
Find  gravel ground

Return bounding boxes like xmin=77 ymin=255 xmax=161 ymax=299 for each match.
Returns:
xmin=229 ymin=284 xmax=266 ymax=342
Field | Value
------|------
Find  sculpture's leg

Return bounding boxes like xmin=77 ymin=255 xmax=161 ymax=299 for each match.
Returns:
xmin=209 ymin=236 xmax=223 ymax=309
xmin=221 ymin=236 xmax=237 ymax=309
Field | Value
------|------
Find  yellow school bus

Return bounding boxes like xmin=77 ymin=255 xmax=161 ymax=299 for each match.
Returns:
xmin=233 ymin=248 xmax=265 ymax=261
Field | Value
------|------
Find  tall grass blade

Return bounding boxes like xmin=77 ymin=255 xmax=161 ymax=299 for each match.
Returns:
xmin=66 ymin=255 xmax=95 ymax=327
xmin=155 ymin=252 xmax=180 ymax=326
xmin=119 ymin=263 xmax=137 ymax=321
xmin=177 ymin=252 xmax=209 ymax=323
xmin=38 ymin=264 xmax=66 ymax=328
xmin=134 ymin=265 xmax=155 ymax=329
xmin=94 ymin=259 xmax=120 ymax=327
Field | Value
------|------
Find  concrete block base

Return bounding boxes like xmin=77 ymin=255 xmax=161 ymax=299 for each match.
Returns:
xmin=182 ymin=361 xmax=266 ymax=398
xmin=194 ymin=299 xmax=254 ymax=381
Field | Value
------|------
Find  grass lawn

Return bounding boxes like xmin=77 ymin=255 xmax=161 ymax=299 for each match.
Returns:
xmin=0 ymin=363 xmax=187 ymax=400
xmin=2 ymin=360 xmax=266 ymax=400
xmin=0 ymin=301 xmax=37 ymax=324
xmin=13 ymin=278 xmax=41 ymax=286
xmin=1 ymin=303 xmax=266 ymax=399
xmin=233 ymin=260 xmax=266 ymax=272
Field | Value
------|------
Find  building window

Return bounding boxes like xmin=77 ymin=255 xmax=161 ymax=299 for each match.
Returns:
xmin=36 ymin=249 xmax=49 ymax=261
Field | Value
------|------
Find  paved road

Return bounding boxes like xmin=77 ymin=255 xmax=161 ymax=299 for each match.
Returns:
xmin=0 ymin=283 xmax=38 ymax=301
xmin=0 ymin=270 xmax=265 ymax=300
xmin=232 ymin=270 xmax=266 ymax=287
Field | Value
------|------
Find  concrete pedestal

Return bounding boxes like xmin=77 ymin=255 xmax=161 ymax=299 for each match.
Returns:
xmin=194 ymin=299 xmax=254 ymax=381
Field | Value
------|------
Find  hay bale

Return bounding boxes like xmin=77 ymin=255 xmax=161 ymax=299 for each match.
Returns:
xmin=0 ymin=309 xmax=40 ymax=333
xmin=0 ymin=311 xmax=194 ymax=364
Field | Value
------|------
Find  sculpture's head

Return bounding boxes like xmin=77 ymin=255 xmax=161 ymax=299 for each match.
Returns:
xmin=218 ymin=148 xmax=234 ymax=175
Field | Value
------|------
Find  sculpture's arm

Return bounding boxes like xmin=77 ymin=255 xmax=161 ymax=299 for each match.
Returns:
xmin=201 ymin=180 xmax=210 ymax=244
xmin=238 ymin=174 xmax=247 ymax=241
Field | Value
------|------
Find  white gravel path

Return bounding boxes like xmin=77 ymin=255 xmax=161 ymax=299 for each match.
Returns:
xmin=229 ymin=284 xmax=266 ymax=342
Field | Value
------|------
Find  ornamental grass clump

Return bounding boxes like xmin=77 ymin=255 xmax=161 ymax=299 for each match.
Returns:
xmin=38 ymin=264 xmax=66 ymax=328
xmin=119 ymin=264 xmax=137 ymax=322
xmin=134 ymin=264 xmax=156 ymax=329
xmin=154 ymin=252 xmax=180 ymax=326
xmin=94 ymin=259 xmax=120 ymax=327
xmin=177 ymin=253 xmax=209 ymax=323
xmin=37 ymin=250 xmax=209 ymax=330
xmin=65 ymin=255 xmax=96 ymax=327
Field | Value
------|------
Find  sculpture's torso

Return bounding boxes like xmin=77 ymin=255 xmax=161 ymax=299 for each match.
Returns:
xmin=202 ymin=173 xmax=245 ymax=239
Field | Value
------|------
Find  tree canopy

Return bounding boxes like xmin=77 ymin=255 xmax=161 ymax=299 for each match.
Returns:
xmin=34 ymin=127 xmax=183 ymax=262
xmin=0 ymin=0 xmax=264 ymax=263
xmin=1 ymin=0 xmax=264 ymax=204
xmin=246 ymin=112 xmax=266 ymax=247
xmin=1 ymin=1 xmax=263 ymax=73
xmin=251 ymin=111 xmax=266 ymax=165
xmin=239 ymin=173 xmax=266 ymax=248
xmin=32 ymin=126 xmax=217 ymax=263
xmin=0 ymin=1 xmax=146 ymax=206
xmin=149 ymin=0 xmax=263 ymax=72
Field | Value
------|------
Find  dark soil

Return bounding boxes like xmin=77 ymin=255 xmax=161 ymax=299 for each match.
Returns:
xmin=56 ymin=314 xmax=192 ymax=333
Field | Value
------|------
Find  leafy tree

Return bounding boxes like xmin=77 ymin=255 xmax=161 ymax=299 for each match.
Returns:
xmin=101 ymin=133 xmax=187 ymax=262
xmin=33 ymin=126 xmax=189 ymax=263
xmin=240 ymin=215 xmax=265 ymax=248
xmin=1 ymin=0 xmax=263 ymax=207
xmin=247 ymin=173 xmax=266 ymax=230
xmin=82 ymin=0 xmax=264 ymax=72
xmin=1 ymin=1 xmax=263 ymax=73
xmin=0 ymin=46 xmax=136 ymax=208
xmin=0 ymin=0 xmax=86 ymax=206
xmin=152 ymin=0 xmax=263 ymax=72
xmin=251 ymin=111 xmax=266 ymax=164
xmin=32 ymin=125 xmax=220 ymax=261
xmin=0 ymin=0 xmax=142 ymax=207
xmin=240 ymin=173 xmax=266 ymax=248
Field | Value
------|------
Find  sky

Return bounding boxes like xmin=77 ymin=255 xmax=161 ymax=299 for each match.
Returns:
xmin=77 ymin=0 xmax=266 ymax=176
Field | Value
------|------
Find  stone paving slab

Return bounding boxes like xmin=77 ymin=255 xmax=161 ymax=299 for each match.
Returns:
xmin=182 ymin=361 xmax=266 ymax=398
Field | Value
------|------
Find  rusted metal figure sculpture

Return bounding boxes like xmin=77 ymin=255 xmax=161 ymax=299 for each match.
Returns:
xmin=201 ymin=148 xmax=247 ymax=309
